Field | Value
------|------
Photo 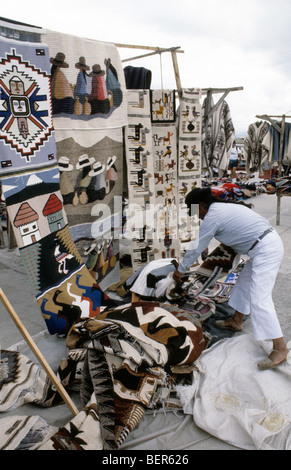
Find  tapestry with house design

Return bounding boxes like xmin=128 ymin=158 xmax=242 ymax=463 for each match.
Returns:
xmin=0 ymin=19 xmax=121 ymax=335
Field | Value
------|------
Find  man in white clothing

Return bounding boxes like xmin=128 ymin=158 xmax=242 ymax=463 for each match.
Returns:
xmin=173 ymin=187 xmax=289 ymax=369
xmin=228 ymin=140 xmax=241 ymax=179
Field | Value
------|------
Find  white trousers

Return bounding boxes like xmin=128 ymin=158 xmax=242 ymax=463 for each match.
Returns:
xmin=228 ymin=230 xmax=284 ymax=341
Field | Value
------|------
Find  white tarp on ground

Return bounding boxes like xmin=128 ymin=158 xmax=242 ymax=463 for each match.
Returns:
xmin=177 ymin=334 xmax=291 ymax=450
xmin=2 ymin=331 xmax=291 ymax=450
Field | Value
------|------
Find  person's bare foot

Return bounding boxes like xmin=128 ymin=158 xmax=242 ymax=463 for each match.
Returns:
xmin=258 ymin=348 xmax=289 ymax=370
xmin=214 ymin=316 xmax=243 ymax=332
xmin=225 ymin=316 xmax=243 ymax=330
xmin=268 ymin=348 xmax=289 ymax=365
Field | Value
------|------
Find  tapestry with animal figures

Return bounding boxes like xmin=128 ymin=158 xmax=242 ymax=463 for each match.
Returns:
xmin=150 ymin=89 xmax=203 ymax=263
xmin=41 ymin=29 xmax=128 ymax=290
xmin=0 ymin=19 xmax=118 ymax=336
xmin=151 ymin=90 xmax=179 ymax=259
xmin=124 ymin=89 xmax=157 ymax=270
xmin=177 ymin=88 xmax=202 ymax=259
xmin=125 ymin=88 xmax=202 ymax=271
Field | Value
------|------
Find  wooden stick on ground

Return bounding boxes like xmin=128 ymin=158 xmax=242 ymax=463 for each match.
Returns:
xmin=0 ymin=288 xmax=79 ymax=417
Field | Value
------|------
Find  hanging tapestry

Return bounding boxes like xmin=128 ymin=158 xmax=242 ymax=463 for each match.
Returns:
xmin=244 ymin=121 xmax=270 ymax=173
xmin=202 ymin=96 xmax=235 ymax=172
xmin=152 ymin=121 xmax=179 ymax=258
xmin=54 ymin=127 xmax=123 ymax=290
xmin=150 ymin=90 xmax=179 ymax=258
xmin=150 ymin=89 xmax=176 ymax=123
xmin=125 ymin=88 xmax=202 ymax=271
xmin=150 ymin=89 xmax=202 ymax=262
xmin=261 ymin=121 xmax=291 ymax=170
xmin=41 ymin=29 xmax=127 ymax=128
xmin=124 ymin=89 xmax=156 ymax=270
xmin=41 ymin=29 xmax=127 ymax=290
xmin=0 ymin=19 xmax=118 ymax=336
xmin=0 ymin=36 xmax=55 ymax=173
xmin=177 ymin=88 xmax=202 ymax=259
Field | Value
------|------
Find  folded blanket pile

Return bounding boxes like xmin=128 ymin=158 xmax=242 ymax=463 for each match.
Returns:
xmin=1 ymin=301 xmax=205 ymax=450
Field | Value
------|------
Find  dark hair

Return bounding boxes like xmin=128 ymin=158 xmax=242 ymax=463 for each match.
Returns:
xmin=185 ymin=187 xmax=253 ymax=212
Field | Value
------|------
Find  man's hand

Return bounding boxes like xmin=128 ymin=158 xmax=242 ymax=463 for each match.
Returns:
xmin=173 ymin=269 xmax=184 ymax=284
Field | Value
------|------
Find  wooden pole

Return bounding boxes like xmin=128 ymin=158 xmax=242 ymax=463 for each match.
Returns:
xmin=115 ymin=43 xmax=184 ymax=53
xmin=121 ymin=46 xmax=182 ymax=63
xmin=278 ymin=114 xmax=286 ymax=177
xmin=0 ymin=288 xmax=79 ymax=416
xmin=202 ymin=86 xmax=244 ymax=94
xmin=0 ymin=224 xmax=5 ymax=248
xmin=171 ymin=50 xmax=182 ymax=97
xmin=255 ymin=113 xmax=291 ymax=224
xmin=276 ymin=193 xmax=281 ymax=226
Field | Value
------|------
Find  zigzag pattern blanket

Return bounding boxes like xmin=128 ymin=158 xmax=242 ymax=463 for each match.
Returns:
xmin=0 ymin=348 xmax=63 ymax=450
xmin=0 ymin=302 xmax=205 ymax=450
xmin=181 ymin=243 xmax=240 ymax=302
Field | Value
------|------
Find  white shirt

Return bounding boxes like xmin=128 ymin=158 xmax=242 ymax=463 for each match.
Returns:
xmin=178 ymin=202 xmax=272 ymax=273
xmin=229 ymin=146 xmax=240 ymax=161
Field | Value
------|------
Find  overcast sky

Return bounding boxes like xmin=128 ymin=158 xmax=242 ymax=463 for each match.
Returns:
xmin=1 ymin=0 xmax=291 ymax=136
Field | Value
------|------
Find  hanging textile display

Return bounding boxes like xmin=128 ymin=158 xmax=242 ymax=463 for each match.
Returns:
xmin=150 ymin=89 xmax=176 ymax=123
xmin=42 ymin=29 xmax=127 ymax=290
xmin=202 ymin=94 xmax=235 ymax=172
xmin=44 ymin=30 xmax=126 ymax=126
xmin=244 ymin=121 xmax=270 ymax=173
xmin=125 ymin=88 xmax=202 ymax=271
xmin=177 ymin=88 xmax=202 ymax=257
xmin=261 ymin=121 xmax=291 ymax=168
xmin=124 ymin=89 xmax=156 ymax=269
xmin=281 ymin=122 xmax=291 ymax=164
xmin=150 ymin=89 xmax=179 ymax=259
xmin=0 ymin=18 xmax=121 ymax=336
xmin=124 ymin=65 xmax=152 ymax=90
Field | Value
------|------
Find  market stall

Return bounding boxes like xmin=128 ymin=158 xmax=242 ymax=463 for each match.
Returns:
xmin=1 ymin=15 xmax=290 ymax=453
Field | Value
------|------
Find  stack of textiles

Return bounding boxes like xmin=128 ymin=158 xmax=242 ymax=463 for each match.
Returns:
xmin=0 ymin=302 xmax=205 ymax=450
xmin=265 ymin=177 xmax=291 ymax=195
xmin=124 ymin=244 xmax=244 ymax=333
xmin=203 ymin=182 xmax=251 ymax=201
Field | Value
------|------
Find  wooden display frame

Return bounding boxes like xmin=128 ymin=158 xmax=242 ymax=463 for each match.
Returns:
xmin=256 ymin=114 xmax=291 ymax=225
